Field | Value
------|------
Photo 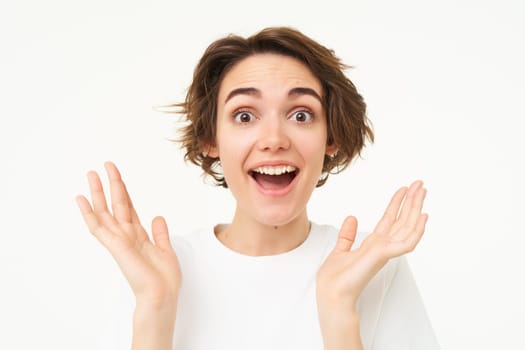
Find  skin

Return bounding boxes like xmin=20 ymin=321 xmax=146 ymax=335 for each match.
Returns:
xmin=208 ymin=53 xmax=337 ymax=256
xmin=76 ymin=163 xmax=180 ymax=349
xmin=76 ymin=53 xmax=428 ymax=350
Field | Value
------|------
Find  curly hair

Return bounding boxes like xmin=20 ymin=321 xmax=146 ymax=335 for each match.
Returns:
xmin=173 ymin=27 xmax=374 ymax=187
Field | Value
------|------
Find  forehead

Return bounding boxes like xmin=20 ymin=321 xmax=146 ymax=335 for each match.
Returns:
xmin=218 ymin=53 xmax=323 ymax=102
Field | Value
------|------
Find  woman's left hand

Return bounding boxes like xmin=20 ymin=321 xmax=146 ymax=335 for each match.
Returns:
xmin=317 ymin=180 xmax=428 ymax=311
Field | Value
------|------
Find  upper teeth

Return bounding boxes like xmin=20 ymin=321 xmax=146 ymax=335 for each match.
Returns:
xmin=252 ymin=165 xmax=296 ymax=175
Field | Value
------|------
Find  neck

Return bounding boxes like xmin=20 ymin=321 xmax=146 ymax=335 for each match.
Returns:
xmin=215 ymin=208 xmax=311 ymax=256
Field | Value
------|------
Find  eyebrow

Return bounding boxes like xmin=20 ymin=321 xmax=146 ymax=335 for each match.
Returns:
xmin=288 ymin=87 xmax=322 ymax=103
xmin=224 ymin=87 xmax=260 ymax=103
xmin=224 ymin=86 xmax=322 ymax=104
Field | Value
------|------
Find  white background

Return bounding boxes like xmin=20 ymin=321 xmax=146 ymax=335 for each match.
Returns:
xmin=1 ymin=0 xmax=523 ymax=349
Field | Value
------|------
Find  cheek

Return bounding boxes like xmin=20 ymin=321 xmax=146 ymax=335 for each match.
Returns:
xmin=293 ymin=131 xmax=328 ymax=165
xmin=215 ymin=131 xmax=254 ymax=175
xmin=305 ymin=145 xmax=327 ymax=172
xmin=216 ymin=130 xmax=254 ymax=156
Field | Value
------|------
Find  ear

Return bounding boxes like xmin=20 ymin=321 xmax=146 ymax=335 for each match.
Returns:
xmin=203 ymin=144 xmax=219 ymax=158
xmin=325 ymin=143 xmax=338 ymax=157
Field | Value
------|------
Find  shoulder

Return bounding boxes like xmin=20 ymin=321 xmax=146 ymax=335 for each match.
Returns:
xmin=168 ymin=228 xmax=212 ymax=262
xmin=171 ymin=228 xmax=210 ymax=247
xmin=311 ymin=222 xmax=392 ymax=265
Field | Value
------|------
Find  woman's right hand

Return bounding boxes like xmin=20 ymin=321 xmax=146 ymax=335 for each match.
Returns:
xmin=76 ymin=161 xmax=181 ymax=311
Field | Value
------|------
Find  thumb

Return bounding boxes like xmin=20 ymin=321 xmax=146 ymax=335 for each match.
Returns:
xmin=151 ymin=216 xmax=172 ymax=250
xmin=333 ymin=216 xmax=358 ymax=253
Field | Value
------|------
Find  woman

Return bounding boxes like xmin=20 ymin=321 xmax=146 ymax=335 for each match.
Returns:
xmin=76 ymin=27 xmax=438 ymax=349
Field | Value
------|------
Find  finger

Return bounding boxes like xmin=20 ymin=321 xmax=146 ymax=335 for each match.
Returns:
xmin=398 ymin=187 xmax=427 ymax=238
xmin=388 ymin=213 xmax=428 ymax=257
xmin=76 ymin=195 xmax=99 ymax=232
xmin=105 ymin=162 xmax=142 ymax=225
xmin=105 ymin=162 xmax=148 ymax=242
xmin=76 ymin=195 xmax=115 ymax=247
xmin=106 ymin=161 xmax=142 ymax=225
xmin=105 ymin=161 xmax=133 ymax=224
xmin=123 ymin=183 xmax=141 ymax=225
xmin=333 ymin=216 xmax=358 ymax=253
xmin=151 ymin=216 xmax=172 ymax=251
xmin=87 ymin=171 xmax=110 ymax=214
xmin=391 ymin=180 xmax=423 ymax=233
xmin=373 ymin=186 xmax=407 ymax=235
xmin=86 ymin=172 xmax=119 ymax=230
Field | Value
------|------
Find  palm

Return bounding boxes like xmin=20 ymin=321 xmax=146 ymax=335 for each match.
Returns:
xmin=317 ymin=181 xmax=428 ymax=305
xmin=76 ymin=162 xmax=181 ymax=307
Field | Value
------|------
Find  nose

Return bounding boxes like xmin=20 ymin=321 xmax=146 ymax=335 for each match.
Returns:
xmin=257 ymin=115 xmax=290 ymax=152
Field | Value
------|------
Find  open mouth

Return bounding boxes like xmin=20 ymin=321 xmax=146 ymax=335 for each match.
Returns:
xmin=249 ymin=165 xmax=298 ymax=191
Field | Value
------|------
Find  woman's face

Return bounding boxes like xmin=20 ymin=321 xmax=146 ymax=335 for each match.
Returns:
xmin=208 ymin=53 xmax=337 ymax=227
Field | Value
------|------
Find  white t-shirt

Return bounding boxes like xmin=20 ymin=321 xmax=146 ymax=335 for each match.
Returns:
xmin=167 ymin=222 xmax=439 ymax=349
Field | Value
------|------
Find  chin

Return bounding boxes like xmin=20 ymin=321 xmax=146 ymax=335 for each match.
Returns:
xmin=253 ymin=207 xmax=306 ymax=228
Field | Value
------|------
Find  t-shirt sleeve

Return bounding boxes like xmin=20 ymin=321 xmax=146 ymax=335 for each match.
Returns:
xmin=370 ymin=257 xmax=440 ymax=350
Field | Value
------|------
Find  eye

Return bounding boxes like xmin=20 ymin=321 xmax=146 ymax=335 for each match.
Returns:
xmin=289 ymin=110 xmax=314 ymax=123
xmin=233 ymin=110 xmax=256 ymax=123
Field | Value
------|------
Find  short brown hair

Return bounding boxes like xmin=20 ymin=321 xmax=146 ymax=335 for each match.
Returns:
xmin=174 ymin=27 xmax=373 ymax=187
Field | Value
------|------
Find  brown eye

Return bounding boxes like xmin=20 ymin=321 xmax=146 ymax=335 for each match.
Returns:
xmin=290 ymin=110 xmax=313 ymax=123
xmin=234 ymin=111 xmax=255 ymax=123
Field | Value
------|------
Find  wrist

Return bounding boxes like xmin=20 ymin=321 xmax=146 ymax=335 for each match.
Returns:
xmin=134 ymin=297 xmax=178 ymax=326
xmin=316 ymin=287 xmax=358 ymax=316
xmin=317 ymin=296 xmax=362 ymax=350
xmin=132 ymin=303 xmax=178 ymax=350
xmin=317 ymin=304 xmax=360 ymax=332
xmin=318 ymin=311 xmax=362 ymax=350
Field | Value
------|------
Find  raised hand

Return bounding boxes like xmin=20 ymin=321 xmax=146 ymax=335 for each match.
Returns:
xmin=76 ymin=162 xmax=181 ymax=310
xmin=316 ymin=181 xmax=428 ymax=349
